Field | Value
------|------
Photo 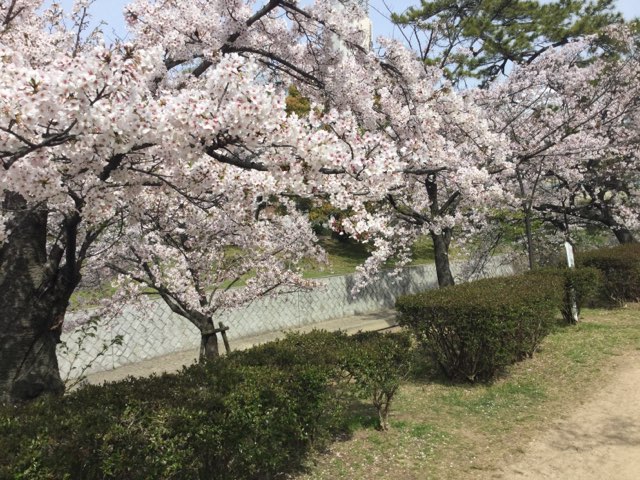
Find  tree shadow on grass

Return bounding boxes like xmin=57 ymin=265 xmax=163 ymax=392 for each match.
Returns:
xmin=341 ymin=401 xmax=381 ymax=432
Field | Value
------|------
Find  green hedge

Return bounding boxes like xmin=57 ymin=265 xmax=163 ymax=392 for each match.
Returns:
xmin=577 ymin=244 xmax=640 ymax=305
xmin=229 ymin=329 xmax=350 ymax=370
xmin=396 ymin=274 xmax=563 ymax=382
xmin=231 ymin=330 xmax=413 ymax=431
xmin=526 ymin=267 xmax=604 ymax=322
xmin=1 ymin=361 xmax=336 ymax=480
xmin=1 ymin=330 xmax=414 ymax=479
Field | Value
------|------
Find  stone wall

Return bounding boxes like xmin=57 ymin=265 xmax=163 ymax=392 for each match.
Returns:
xmin=58 ymin=258 xmax=514 ymax=379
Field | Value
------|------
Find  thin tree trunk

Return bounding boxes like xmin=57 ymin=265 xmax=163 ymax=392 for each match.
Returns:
xmin=0 ymin=195 xmax=65 ymax=403
xmin=431 ymin=228 xmax=455 ymax=287
xmin=524 ymin=207 xmax=535 ymax=270
xmin=148 ymin=294 xmax=222 ymax=362
xmin=515 ymin=165 xmax=542 ymax=271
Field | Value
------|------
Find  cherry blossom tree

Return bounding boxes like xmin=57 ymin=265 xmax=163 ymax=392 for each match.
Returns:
xmin=104 ymin=187 xmax=326 ymax=360
xmin=0 ymin=0 xmax=398 ymax=403
xmin=0 ymin=0 xmax=512 ymax=403
xmin=476 ymin=26 xmax=640 ymax=267
xmin=324 ymin=39 xmax=507 ymax=288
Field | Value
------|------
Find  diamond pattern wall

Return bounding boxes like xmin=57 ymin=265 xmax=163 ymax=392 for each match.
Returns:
xmin=58 ymin=259 xmax=515 ymax=379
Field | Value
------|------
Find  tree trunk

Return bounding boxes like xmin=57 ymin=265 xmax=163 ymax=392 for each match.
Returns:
xmin=534 ymin=201 xmax=637 ymax=247
xmin=423 ymin=174 xmax=457 ymax=288
xmin=596 ymin=201 xmax=637 ymax=245
xmin=0 ymin=195 xmax=65 ymax=403
xmin=431 ymin=228 xmax=455 ymax=287
xmin=515 ymin=167 xmax=540 ymax=271
xmin=524 ymin=207 xmax=535 ymax=270
xmin=199 ymin=318 xmax=220 ymax=361
xmin=613 ymin=227 xmax=636 ymax=244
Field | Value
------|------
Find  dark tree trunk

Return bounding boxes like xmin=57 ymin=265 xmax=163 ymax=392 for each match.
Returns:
xmin=524 ymin=207 xmax=535 ymax=270
xmin=0 ymin=195 xmax=67 ymax=404
xmin=199 ymin=318 xmax=220 ymax=361
xmin=423 ymin=173 xmax=458 ymax=289
xmin=535 ymin=200 xmax=637 ymax=247
xmin=613 ymin=227 xmax=636 ymax=244
xmin=589 ymin=187 xmax=637 ymax=245
xmin=431 ymin=228 xmax=455 ymax=287
xmin=599 ymin=202 xmax=637 ymax=245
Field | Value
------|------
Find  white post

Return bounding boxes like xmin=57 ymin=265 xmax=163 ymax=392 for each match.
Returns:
xmin=564 ymin=240 xmax=579 ymax=323
xmin=564 ymin=241 xmax=575 ymax=268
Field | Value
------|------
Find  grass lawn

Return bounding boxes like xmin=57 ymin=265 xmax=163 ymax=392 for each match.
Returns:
xmin=293 ymin=304 xmax=640 ymax=480
xmin=70 ymin=236 xmax=435 ymax=308
xmin=302 ymin=235 xmax=435 ymax=278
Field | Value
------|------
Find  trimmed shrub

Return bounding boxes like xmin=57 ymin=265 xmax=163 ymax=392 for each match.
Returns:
xmin=229 ymin=329 xmax=350 ymax=369
xmin=231 ymin=329 xmax=415 ymax=431
xmin=396 ymin=274 xmax=562 ymax=382
xmin=1 ymin=329 xmax=416 ymax=478
xmin=564 ymin=267 xmax=605 ymax=309
xmin=229 ymin=330 xmax=357 ymax=445
xmin=527 ymin=267 xmax=604 ymax=322
xmin=0 ymin=360 xmax=339 ymax=480
xmin=577 ymin=244 xmax=640 ymax=305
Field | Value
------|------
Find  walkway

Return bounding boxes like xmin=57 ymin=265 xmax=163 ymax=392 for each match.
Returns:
xmin=86 ymin=309 xmax=398 ymax=385
xmin=495 ymin=351 xmax=640 ymax=479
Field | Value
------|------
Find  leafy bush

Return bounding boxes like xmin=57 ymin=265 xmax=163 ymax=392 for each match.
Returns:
xmin=396 ymin=274 xmax=562 ymax=382
xmin=577 ymin=244 xmax=640 ymax=305
xmin=0 ymin=360 xmax=338 ymax=480
xmin=565 ymin=267 xmax=605 ymax=309
xmin=527 ymin=267 xmax=604 ymax=323
xmin=229 ymin=330 xmax=354 ymax=437
xmin=1 ymin=329 xmax=416 ymax=478
xmin=343 ymin=332 xmax=413 ymax=430
xmin=230 ymin=329 xmax=350 ymax=370
xmin=232 ymin=329 xmax=415 ymax=431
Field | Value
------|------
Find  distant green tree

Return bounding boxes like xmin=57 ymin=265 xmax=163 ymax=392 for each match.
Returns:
xmin=285 ymin=85 xmax=312 ymax=117
xmin=392 ymin=0 xmax=624 ymax=85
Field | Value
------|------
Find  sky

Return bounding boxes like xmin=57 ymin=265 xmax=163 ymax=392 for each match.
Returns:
xmin=52 ymin=0 xmax=640 ymax=45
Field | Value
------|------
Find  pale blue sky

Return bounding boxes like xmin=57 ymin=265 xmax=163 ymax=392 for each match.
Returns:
xmin=51 ymin=0 xmax=640 ymax=45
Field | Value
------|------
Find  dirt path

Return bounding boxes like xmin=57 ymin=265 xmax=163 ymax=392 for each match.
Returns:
xmin=494 ymin=351 xmax=640 ymax=479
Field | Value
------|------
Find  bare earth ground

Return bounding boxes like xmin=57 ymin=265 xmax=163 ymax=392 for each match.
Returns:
xmin=492 ymin=350 xmax=640 ymax=480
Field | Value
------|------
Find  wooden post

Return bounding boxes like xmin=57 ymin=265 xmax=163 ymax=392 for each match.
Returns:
xmin=218 ymin=322 xmax=231 ymax=354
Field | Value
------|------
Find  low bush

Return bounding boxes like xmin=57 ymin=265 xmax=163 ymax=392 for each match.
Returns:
xmin=527 ymin=267 xmax=604 ymax=323
xmin=577 ymin=244 xmax=640 ymax=305
xmin=231 ymin=329 xmax=415 ymax=431
xmin=0 ymin=360 xmax=338 ymax=480
xmin=1 ymin=329 xmax=415 ymax=478
xmin=344 ymin=332 xmax=413 ymax=430
xmin=564 ymin=266 xmax=605 ymax=309
xmin=229 ymin=330 xmax=354 ymax=436
xmin=396 ymin=274 xmax=562 ymax=382
xmin=229 ymin=329 xmax=350 ymax=370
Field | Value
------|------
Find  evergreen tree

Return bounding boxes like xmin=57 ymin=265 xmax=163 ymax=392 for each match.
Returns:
xmin=393 ymin=0 xmax=623 ymax=85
